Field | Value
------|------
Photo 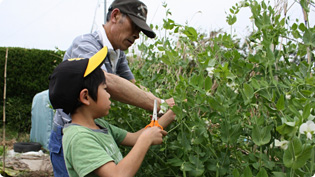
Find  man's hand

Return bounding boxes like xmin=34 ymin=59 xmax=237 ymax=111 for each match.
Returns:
xmin=158 ymin=97 xmax=175 ymax=115
xmin=165 ymin=98 xmax=175 ymax=108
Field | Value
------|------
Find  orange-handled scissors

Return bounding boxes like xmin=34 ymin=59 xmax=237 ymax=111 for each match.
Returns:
xmin=145 ymin=99 xmax=163 ymax=130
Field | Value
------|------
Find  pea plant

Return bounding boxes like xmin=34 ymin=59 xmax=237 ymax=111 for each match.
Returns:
xmin=106 ymin=0 xmax=315 ymax=176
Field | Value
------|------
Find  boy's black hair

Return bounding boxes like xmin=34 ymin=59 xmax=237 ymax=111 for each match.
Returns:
xmin=71 ymin=67 xmax=106 ymax=114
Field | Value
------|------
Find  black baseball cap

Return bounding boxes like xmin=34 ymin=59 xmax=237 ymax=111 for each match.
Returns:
xmin=109 ymin=0 xmax=156 ymax=38
xmin=49 ymin=47 xmax=108 ymax=114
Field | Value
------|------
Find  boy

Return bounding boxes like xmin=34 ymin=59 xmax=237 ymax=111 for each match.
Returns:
xmin=49 ymin=47 xmax=176 ymax=177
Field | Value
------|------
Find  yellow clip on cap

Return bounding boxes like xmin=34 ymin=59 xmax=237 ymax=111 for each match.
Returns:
xmin=84 ymin=46 xmax=108 ymax=77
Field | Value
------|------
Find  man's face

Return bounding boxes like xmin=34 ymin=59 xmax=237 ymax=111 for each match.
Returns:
xmin=111 ymin=13 xmax=141 ymax=50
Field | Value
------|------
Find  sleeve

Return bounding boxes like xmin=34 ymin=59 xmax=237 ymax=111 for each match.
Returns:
xmin=63 ymin=33 xmax=108 ymax=72
xmin=107 ymin=123 xmax=128 ymax=144
xmin=63 ymin=36 xmax=98 ymax=59
xmin=115 ymin=51 xmax=135 ymax=81
xmin=67 ymin=132 xmax=114 ymax=177
xmin=95 ymin=119 xmax=127 ymax=144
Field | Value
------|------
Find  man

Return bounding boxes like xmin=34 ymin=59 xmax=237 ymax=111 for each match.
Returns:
xmin=49 ymin=0 xmax=174 ymax=176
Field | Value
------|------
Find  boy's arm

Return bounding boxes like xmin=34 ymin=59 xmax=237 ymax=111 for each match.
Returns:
xmin=120 ymin=109 xmax=176 ymax=147
xmin=94 ymin=127 xmax=167 ymax=177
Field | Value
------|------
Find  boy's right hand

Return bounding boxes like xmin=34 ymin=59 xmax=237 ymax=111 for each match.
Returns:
xmin=140 ymin=127 xmax=168 ymax=145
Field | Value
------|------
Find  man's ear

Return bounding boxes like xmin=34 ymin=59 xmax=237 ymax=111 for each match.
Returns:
xmin=79 ymin=88 xmax=90 ymax=105
xmin=110 ymin=8 xmax=121 ymax=23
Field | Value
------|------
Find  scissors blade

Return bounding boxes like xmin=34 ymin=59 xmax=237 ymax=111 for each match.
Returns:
xmin=152 ymin=99 xmax=157 ymax=121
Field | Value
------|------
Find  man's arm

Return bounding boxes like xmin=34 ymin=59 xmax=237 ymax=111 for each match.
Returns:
xmin=105 ymin=72 xmax=174 ymax=111
xmin=120 ymin=109 xmax=176 ymax=147
xmin=94 ymin=127 xmax=167 ymax=177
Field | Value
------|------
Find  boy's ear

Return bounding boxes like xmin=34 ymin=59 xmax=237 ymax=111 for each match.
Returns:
xmin=79 ymin=89 xmax=90 ymax=105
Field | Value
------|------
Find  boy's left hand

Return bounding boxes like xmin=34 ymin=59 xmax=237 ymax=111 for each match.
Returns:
xmin=140 ymin=126 xmax=167 ymax=145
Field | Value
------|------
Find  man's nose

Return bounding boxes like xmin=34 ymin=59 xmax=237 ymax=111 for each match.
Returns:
xmin=133 ymin=30 xmax=140 ymax=39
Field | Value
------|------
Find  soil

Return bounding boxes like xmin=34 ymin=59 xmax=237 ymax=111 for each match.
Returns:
xmin=1 ymin=140 xmax=54 ymax=177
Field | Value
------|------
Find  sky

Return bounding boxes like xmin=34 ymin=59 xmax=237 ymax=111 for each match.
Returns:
xmin=0 ymin=0 xmax=313 ymax=51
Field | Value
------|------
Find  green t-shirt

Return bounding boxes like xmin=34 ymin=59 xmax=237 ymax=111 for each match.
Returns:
xmin=62 ymin=118 xmax=127 ymax=177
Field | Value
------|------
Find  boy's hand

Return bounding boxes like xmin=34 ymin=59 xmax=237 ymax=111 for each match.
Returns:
xmin=140 ymin=127 xmax=167 ymax=145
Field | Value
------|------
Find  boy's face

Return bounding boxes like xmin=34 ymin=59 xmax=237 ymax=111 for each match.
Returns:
xmin=91 ymin=83 xmax=111 ymax=117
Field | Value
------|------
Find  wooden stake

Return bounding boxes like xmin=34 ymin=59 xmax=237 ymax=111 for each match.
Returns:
xmin=2 ymin=48 xmax=8 ymax=174
xmin=301 ymin=0 xmax=312 ymax=77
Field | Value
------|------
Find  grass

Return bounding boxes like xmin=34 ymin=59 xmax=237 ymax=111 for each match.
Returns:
xmin=0 ymin=126 xmax=30 ymax=144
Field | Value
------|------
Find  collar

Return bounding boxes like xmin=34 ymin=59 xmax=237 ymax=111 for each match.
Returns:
xmin=64 ymin=123 xmax=108 ymax=134
xmin=98 ymin=25 xmax=120 ymax=54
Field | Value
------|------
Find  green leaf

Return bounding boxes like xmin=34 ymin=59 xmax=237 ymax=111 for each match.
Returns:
xmin=174 ymin=26 xmax=179 ymax=33
xmin=207 ymin=97 xmax=225 ymax=112
xmin=227 ymin=15 xmax=237 ymax=25
xmin=299 ymin=22 xmax=307 ymax=31
xmin=161 ymin=55 xmax=171 ymax=66
xmin=157 ymin=46 xmax=165 ymax=51
xmin=303 ymin=103 xmax=311 ymax=121
xmin=204 ymin=76 xmax=212 ymax=91
xmin=232 ymin=169 xmax=240 ymax=177
xmin=167 ymin=157 xmax=183 ymax=166
xmin=276 ymin=124 xmax=296 ymax=136
xmin=254 ymin=16 xmax=263 ymax=29
xmin=300 ymin=89 xmax=313 ymax=97
xmin=261 ymin=1 xmax=267 ymax=9
xmin=221 ymin=121 xmax=242 ymax=144
xmin=300 ymin=0 xmax=310 ymax=13
xmin=256 ymin=168 xmax=268 ymax=177
xmin=171 ymin=105 xmax=182 ymax=116
xmin=292 ymin=30 xmax=301 ymax=39
xmin=181 ymin=162 xmax=194 ymax=172
xmin=283 ymin=137 xmax=312 ymax=169
xmin=250 ymin=78 xmax=260 ymax=89
xmin=303 ymin=29 xmax=315 ymax=47
xmin=243 ymin=166 xmax=253 ymax=177
xmin=284 ymin=121 xmax=296 ymax=127
xmin=183 ymin=26 xmax=198 ymax=41
xmin=293 ymin=145 xmax=312 ymax=169
xmin=243 ymin=83 xmax=254 ymax=99
xmin=276 ymin=94 xmax=285 ymax=111
xmin=272 ymin=172 xmax=286 ymax=177
xmin=188 ymin=155 xmax=205 ymax=176
xmin=292 ymin=23 xmax=298 ymax=30
xmin=188 ymin=168 xmax=204 ymax=177
xmin=288 ymin=105 xmax=301 ymax=118
xmin=252 ymin=125 xmax=272 ymax=146
xmin=179 ymin=133 xmax=191 ymax=151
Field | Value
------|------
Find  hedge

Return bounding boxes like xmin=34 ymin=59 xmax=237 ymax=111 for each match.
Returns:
xmin=0 ymin=47 xmax=64 ymax=132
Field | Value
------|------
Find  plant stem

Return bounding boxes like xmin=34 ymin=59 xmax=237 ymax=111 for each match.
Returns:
xmin=222 ymin=143 xmax=229 ymax=169
xmin=290 ymin=140 xmax=296 ymax=177
xmin=167 ymin=121 xmax=182 ymax=133
xmin=259 ymin=146 xmax=262 ymax=170
xmin=311 ymin=146 xmax=314 ymax=175
xmin=290 ymin=167 xmax=294 ymax=177
xmin=307 ymin=47 xmax=312 ymax=77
